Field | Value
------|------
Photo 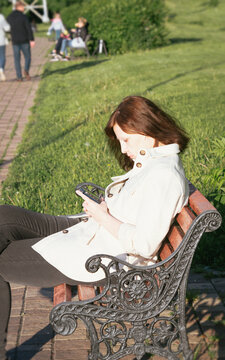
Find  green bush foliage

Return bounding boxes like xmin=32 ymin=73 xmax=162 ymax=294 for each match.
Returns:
xmin=47 ymin=0 xmax=80 ymax=15
xmin=1 ymin=0 xmax=12 ymax=18
xmin=61 ymin=0 xmax=168 ymax=54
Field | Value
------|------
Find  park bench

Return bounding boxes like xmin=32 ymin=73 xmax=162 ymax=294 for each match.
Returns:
xmin=50 ymin=181 xmax=222 ymax=360
xmin=70 ymin=34 xmax=91 ymax=58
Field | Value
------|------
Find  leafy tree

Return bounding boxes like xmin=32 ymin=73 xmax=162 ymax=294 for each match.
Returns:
xmin=47 ymin=0 xmax=83 ymax=15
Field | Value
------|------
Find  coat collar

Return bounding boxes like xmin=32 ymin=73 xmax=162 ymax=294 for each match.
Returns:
xmin=111 ymin=143 xmax=180 ymax=182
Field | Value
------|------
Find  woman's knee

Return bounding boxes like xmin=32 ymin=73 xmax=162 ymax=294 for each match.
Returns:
xmin=0 ymin=205 xmax=13 ymax=223
xmin=0 ymin=204 xmax=22 ymax=226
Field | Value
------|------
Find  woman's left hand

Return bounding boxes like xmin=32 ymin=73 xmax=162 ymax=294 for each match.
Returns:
xmin=76 ymin=190 xmax=108 ymax=225
xmin=76 ymin=190 xmax=122 ymax=238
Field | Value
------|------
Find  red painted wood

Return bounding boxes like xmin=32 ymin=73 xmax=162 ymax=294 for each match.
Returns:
xmin=189 ymin=190 xmax=216 ymax=215
xmin=78 ymin=285 xmax=96 ymax=300
xmin=159 ymin=242 xmax=173 ymax=261
xmin=167 ymin=225 xmax=184 ymax=251
xmin=54 ymin=283 xmax=72 ymax=306
xmin=176 ymin=206 xmax=196 ymax=233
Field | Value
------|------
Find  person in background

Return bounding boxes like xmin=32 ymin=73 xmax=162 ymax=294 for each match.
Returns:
xmin=7 ymin=1 xmax=35 ymax=82
xmin=60 ymin=17 xmax=88 ymax=58
xmin=0 ymin=12 xmax=10 ymax=81
xmin=47 ymin=12 xmax=65 ymax=41
xmin=50 ymin=29 xmax=70 ymax=61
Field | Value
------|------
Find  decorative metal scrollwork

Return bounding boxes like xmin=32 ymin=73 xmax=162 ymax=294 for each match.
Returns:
xmin=120 ymin=271 xmax=158 ymax=310
xmin=52 ymin=306 xmax=78 ymax=336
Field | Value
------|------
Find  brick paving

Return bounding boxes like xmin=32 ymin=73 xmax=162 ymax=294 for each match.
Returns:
xmin=0 ymin=37 xmax=51 ymax=192
xmin=0 ymin=38 xmax=225 ymax=360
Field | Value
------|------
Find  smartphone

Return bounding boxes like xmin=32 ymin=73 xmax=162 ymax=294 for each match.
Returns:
xmin=75 ymin=183 xmax=104 ymax=204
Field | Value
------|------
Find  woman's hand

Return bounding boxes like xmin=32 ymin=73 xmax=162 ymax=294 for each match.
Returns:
xmin=76 ymin=190 xmax=122 ymax=238
xmin=76 ymin=190 xmax=108 ymax=225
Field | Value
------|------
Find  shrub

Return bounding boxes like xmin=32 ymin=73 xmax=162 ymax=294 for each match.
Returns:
xmin=61 ymin=0 xmax=169 ymax=54
xmin=47 ymin=0 xmax=81 ymax=13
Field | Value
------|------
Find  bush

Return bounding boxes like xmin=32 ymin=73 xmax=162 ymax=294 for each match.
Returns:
xmin=61 ymin=0 xmax=168 ymax=54
xmin=47 ymin=0 xmax=81 ymax=16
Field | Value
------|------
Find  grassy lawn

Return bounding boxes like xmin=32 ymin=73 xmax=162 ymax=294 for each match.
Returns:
xmin=1 ymin=0 xmax=224 ymax=269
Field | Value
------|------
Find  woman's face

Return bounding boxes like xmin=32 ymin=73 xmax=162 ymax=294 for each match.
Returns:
xmin=113 ymin=123 xmax=155 ymax=160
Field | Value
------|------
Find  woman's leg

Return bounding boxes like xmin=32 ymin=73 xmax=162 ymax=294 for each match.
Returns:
xmin=55 ymin=29 xmax=61 ymax=41
xmin=60 ymin=38 xmax=67 ymax=54
xmin=0 ymin=204 xmax=79 ymax=253
xmin=0 ymin=204 xmax=80 ymax=358
xmin=0 ymin=275 xmax=10 ymax=359
xmin=12 ymin=44 xmax=22 ymax=80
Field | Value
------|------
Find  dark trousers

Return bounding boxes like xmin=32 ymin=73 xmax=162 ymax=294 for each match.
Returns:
xmin=12 ymin=43 xmax=31 ymax=79
xmin=0 ymin=204 xmax=80 ymax=358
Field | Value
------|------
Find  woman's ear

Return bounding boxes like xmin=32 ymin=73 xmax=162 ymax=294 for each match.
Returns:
xmin=144 ymin=135 xmax=155 ymax=149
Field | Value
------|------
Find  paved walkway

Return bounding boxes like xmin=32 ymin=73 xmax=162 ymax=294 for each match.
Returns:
xmin=0 ymin=38 xmax=225 ymax=360
xmin=0 ymin=37 xmax=51 ymax=191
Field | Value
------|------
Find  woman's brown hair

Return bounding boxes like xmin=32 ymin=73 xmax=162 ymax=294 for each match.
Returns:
xmin=105 ymin=96 xmax=189 ymax=153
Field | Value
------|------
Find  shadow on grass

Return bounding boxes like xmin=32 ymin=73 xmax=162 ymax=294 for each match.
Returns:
xmin=0 ymin=120 xmax=85 ymax=169
xmin=42 ymin=59 xmax=109 ymax=78
xmin=145 ymin=60 xmax=225 ymax=92
xmin=168 ymin=37 xmax=202 ymax=45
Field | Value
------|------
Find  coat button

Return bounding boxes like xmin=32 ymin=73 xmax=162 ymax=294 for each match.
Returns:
xmin=140 ymin=150 xmax=146 ymax=155
xmin=136 ymin=162 xmax=142 ymax=168
xmin=108 ymin=193 xmax=113 ymax=198
xmin=63 ymin=229 xmax=69 ymax=234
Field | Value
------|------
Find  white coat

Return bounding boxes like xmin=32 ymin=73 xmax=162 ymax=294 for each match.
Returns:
xmin=32 ymin=144 xmax=189 ymax=283
xmin=0 ymin=14 xmax=10 ymax=46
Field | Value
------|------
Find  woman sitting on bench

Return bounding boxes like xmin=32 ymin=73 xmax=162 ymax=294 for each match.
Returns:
xmin=60 ymin=17 xmax=88 ymax=57
xmin=0 ymin=95 xmax=189 ymax=360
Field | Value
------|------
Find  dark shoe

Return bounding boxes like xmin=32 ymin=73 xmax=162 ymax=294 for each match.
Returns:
xmin=24 ymin=71 xmax=31 ymax=81
xmin=16 ymin=78 xmax=23 ymax=82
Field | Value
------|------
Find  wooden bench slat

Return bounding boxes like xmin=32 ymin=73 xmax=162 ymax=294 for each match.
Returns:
xmin=53 ymin=283 xmax=72 ymax=306
xmin=159 ymin=242 xmax=173 ymax=261
xmin=176 ymin=206 xmax=196 ymax=233
xmin=78 ymin=284 xmax=96 ymax=300
xmin=189 ymin=189 xmax=217 ymax=215
xmin=167 ymin=225 xmax=184 ymax=251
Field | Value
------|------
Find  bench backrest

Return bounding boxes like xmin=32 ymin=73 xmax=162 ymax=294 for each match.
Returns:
xmin=158 ymin=186 xmax=217 ymax=261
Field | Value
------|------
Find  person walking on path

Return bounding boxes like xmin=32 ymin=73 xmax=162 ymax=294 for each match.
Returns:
xmin=0 ymin=13 xmax=10 ymax=82
xmin=7 ymin=1 xmax=35 ymax=82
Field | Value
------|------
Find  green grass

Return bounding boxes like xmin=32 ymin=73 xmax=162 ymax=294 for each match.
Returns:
xmin=1 ymin=0 xmax=224 ymax=269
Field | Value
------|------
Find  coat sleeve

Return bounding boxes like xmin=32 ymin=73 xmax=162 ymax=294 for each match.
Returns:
xmin=24 ymin=16 xmax=34 ymax=41
xmin=118 ymin=168 xmax=185 ymax=258
xmin=3 ymin=17 xmax=10 ymax=32
xmin=48 ymin=22 xmax=53 ymax=32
